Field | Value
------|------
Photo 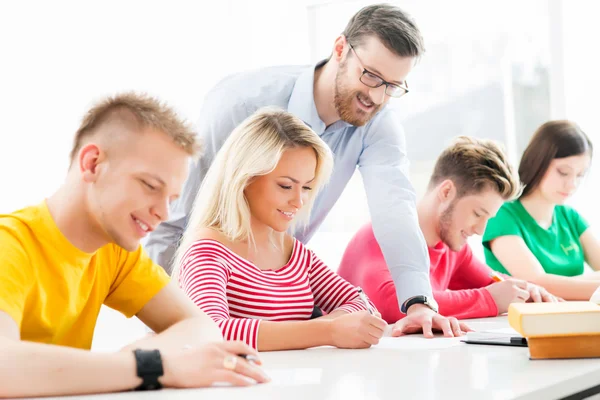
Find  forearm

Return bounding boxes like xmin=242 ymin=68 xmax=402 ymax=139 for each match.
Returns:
xmin=434 ymin=289 xmax=498 ymax=320
xmin=319 ymin=309 xmax=349 ymax=320
xmin=124 ymin=316 xmax=222 ymax=352
xmin=526 ymin=274 xmax=600 ymax=300
xmin=578 ymin=270 xmax=600 ymax=280
xmin=0 ymin=338 xmax=139 ymax=398
xmin=257 ymin=320 xmax=332 ymax=351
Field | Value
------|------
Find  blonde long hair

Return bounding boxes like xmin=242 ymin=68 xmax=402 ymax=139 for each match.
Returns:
xmin=172 ymin=107 xmax=333 ymax=279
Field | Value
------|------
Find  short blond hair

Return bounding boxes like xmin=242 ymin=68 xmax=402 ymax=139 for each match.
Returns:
xmin=70 ymin=92 xmax=201 ymax=162
xmin=429 ymin=136 xmax=521 ymax=200
xmin=172 ymin=107 xmax=333 ymax=279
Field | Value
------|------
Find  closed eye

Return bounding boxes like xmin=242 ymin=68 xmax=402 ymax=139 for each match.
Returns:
xmin=141 ymin=180 xmax=156 ymax=191
xmin=303 ymin=186 xmax=313 ymax=191
xmin=279 ymin=184 xmax=292 ymax=190
xmin=474 ymin=212 xmax=481 ymax=218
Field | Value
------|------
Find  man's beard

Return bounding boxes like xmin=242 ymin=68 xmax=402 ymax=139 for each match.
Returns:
xmin=438 ymin=200 xmax=461 ymax=251
xmin=334 ymin=59 xmax=382 ymax=127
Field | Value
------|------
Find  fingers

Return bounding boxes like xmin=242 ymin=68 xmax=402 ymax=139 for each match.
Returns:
xmin=459 ymin=321 xmax=473 ymax=332
xmin=227 ymin=355 xmax=270 ymax=384
xmin=364 ymin=325 xmax=384 ymax=344
xmin=515 ymin=287 xmax=530 ymax=302
xmin=539 ymin=289 xmax=554 ymax=302
xmin=212 ymin=370 xmax=256 ymax=387
xmin=217 ymin=341 xmax=260 ymax=362
xmin=421 ymin=318 xmax=435 ymax=338
xmin=434 ymin=315 xmax=454 ymax=337
xmin=215 ymin=344 xmax=270 ymax=384
xmin=390 ymin=319 xmax=407 ymax=337
xmin=529 ymin=286 xmax=542 ymax=303
xmin=511 ymin=279 xmax=529 ymax=290
xmin=366 ymin=314 xmax=387 ymax=332
xmin=448 ymin=317 xmax=464 ymax=336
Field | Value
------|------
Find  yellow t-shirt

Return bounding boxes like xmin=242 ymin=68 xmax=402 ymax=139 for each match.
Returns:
xmin=0 ymin=201 xmax=170 ymax=349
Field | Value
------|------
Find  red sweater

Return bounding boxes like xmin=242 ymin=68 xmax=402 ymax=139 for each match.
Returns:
xmin=179 ymin=239 xmax=375 ymax=349
xmin=337 ymin=223 xmax=498 ymax=323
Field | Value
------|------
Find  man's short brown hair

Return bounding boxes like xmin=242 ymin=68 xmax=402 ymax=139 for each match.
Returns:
xmin=70 ymin=92 xmax=201 ymax=163
xmin=428 ymin=136 xmax=522 ymax=200
xmin=342 ymin=3 xmax=425 ymax=58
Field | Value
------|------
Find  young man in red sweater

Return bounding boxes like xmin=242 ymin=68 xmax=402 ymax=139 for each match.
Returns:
xmin=338 ymin=136 xmax=559 ymax=327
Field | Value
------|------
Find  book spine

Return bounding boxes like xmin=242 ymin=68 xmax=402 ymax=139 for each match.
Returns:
xmin=528 ymin=336 xmax=600 ymax=360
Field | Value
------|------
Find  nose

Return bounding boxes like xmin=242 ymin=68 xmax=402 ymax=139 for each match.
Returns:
xmin=565 ymin=176 xmax=578 ymax=192
xmin=151 ymin=197 xmax=170 ymax=223
xmin=368 ymin=85 xmax=387 ymax=105
xmin=289 ymin=188 xmax=304 ymax=210
xmin=474 ymin=220 xmax=488 ymax=236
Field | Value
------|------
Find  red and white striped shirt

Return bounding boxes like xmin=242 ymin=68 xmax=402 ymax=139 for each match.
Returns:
xmin=179 ymin=238 xmax=375 ymax=349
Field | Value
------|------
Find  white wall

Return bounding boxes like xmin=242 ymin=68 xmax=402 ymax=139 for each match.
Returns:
xmin=559 ymin=0 xmax=599 ymax=235
xmin=0 ymin=0 xmax=311 ymax=213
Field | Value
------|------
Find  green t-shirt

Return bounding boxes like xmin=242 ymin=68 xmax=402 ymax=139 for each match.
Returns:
xmin=482 ymin=200 xmax=589 ymax=276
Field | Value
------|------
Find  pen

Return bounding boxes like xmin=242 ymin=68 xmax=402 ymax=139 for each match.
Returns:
xmin=356 ymin=287 xmax=374 ymax=315
xmin=238 ymin=354 xmax=261 ymax=365
xmin=490 ymin=270 xmax=505 ymax=283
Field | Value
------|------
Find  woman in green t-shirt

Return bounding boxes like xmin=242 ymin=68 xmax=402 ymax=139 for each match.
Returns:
xmin=483 ymin=120 xmax=600 ymax=300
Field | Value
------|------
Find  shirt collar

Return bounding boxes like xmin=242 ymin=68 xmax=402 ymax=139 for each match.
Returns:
xmin=288 ymin=60 xmax=352 ymax=136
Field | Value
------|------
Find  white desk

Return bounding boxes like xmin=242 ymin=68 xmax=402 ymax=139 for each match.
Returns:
xmin=35 ymin=317 xmax=600 ymax=400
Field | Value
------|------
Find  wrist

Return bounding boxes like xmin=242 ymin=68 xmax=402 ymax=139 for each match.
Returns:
xmin=319 ymin=319 xmax=336 ymax=346
xmin=481 ymin=287 xmax=501 ymax=316
xmin=132 ymin=349 xmax=164 ymax=391
xmin=406 ymin=303 xmax=428 ymax=314
xmin=157 ymin=352 xmax=176 ymax=388
xmin=117 ymin=351 xmax=143 ymax=390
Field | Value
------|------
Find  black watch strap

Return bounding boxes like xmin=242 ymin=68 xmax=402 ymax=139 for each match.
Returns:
xmin=401 ymin=295 xmax=438 ymax=313
xmin=133 ymin=349 xmax=164 ymax=391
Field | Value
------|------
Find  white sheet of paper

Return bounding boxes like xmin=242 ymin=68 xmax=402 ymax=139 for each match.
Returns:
xmin=373 ymin=335 xmax=463 ymax=350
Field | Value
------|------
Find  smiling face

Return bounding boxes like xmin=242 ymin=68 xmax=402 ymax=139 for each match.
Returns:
xmin=535 ymin=153 xmax=591 ymax=205
xmin=436 ymin=183 xmax=505 ymax=251
xmin=244 ymin=146 xmax=317 ymax=233
xmin=81 ymin=127 xmax=190 ymax=251
xmin=334 ymin=35 xmax=415 ymax=126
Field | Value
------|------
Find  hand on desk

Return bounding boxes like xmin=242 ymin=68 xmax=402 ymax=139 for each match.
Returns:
xmin=329 ymin=310 xmax=387 ymax=348
xmin=525 ymin=282 xmax=563 ymax=303
xmin=485 ymin=279 xmax=561 ymax=315
xmin=160 ymin=341 xmax=270 ymax=388
xmin=390 ymin=304 xmax=471 ymax=338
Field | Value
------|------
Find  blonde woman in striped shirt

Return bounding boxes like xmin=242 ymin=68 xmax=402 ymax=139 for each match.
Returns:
xmin=173 ymin=107 xmax=386 ymax=351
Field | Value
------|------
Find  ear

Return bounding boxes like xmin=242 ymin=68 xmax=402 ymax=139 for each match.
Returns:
xmin=332 ymin=35 xmax=348 ymax=62
xmin=78 ymin=143 xmax=103 ymax=183
xmin=437 ymin=179 xmax=457 ymax=204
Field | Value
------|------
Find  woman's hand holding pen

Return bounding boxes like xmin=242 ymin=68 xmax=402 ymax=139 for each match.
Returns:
xmin=328 ymin=310 xmax=387 ymax=348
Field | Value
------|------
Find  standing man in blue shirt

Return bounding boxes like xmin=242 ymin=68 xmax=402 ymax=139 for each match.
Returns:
xmin=144 ymin=3 xmax=468 ymax=337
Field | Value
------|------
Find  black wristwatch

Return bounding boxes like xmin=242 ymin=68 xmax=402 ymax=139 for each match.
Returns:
xmin=133 ymin=349 xmax=164 ymax=391
xmin=401 ymin=295 xmax=439 ymax=314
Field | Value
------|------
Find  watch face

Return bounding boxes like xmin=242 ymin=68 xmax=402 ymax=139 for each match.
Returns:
xmin=424 ymin=297 xmax=439 ymax=312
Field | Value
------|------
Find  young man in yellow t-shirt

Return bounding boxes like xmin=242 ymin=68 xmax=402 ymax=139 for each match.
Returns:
xmin=0 ymin=93 xmax=269 ymax=397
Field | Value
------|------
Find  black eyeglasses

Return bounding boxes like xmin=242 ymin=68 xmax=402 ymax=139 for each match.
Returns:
xmin=348 ymin=43 xmax=409 ymax=98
